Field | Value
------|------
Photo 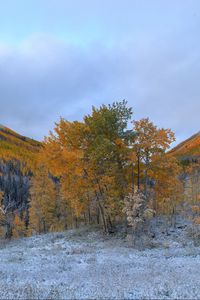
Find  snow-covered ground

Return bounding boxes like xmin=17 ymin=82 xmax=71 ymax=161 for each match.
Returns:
xmin=0 ymin=222 xmax=200 ymax=299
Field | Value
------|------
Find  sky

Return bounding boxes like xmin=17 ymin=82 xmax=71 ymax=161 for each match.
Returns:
xmin=0 ymin=0 xmax=199 ymax=144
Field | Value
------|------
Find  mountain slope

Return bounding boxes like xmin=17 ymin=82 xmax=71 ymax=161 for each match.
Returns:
xmin=169 ymin=131 xmax=200 ymax=160
xmin=0 ymin=125 xmax=41 ymax=166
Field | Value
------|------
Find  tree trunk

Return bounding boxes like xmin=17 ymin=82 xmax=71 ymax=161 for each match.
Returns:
xmin=96 ymin=207 xmax=100 ymax=224
xmin=98 ymin=201 xmax=108 ymax=233
xmin=88 ymin=207 xmax=91 ymax=225
xmin=144 ymin=152 xmax=150 ymax=197
xmin=131 ymin=163 xmax=134 ymax=192
xmin=83 ymin=213 xmax=87 ymax=225
xmin=108 ymin=215 xmax=113 ymax=232
xmin=137 ymin=155 xmax=140 ymax=190
xmin=5 ymin=223 xmax=12 ymax=239
xmin=4 ymin=213 xmax=14 ymax=238
xmin=144 ymin=169 xmax=148 ymax=196
xmin=75 ymin=216 xmax=78 ymax=228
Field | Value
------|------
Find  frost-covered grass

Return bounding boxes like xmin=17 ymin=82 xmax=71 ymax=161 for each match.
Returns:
xmin=0 ymin=222 xmax=200 ymax=299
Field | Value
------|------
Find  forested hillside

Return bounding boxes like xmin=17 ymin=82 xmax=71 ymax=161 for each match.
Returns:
xmin=0 ymin=125 xmax=41 ymax=237
xmin=0 ymin=125 xmax=41 ymax=164
xmin=169 ymin=132 xmax=200 ymax=211
xmin=169 ymin=131 xmax=200 ymax=160
xmin=0 ymin=102 xmax=199 ymax=243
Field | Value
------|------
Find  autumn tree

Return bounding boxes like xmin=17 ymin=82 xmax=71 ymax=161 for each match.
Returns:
xmin=12 ymin=214 xmax=27 ymax=238
xmin=150 ymin=155 xmax=183 ymax=227
xmin=39 ymin=100 xmax=133 ymax=233
xmin=123 ymin=119 xmax=178 ymax=236
xmin=83 ymin=100 xmax=133 ymax=231
xmin=39 ymin=119 xmax=91 ymax=228
xmin=132 ymin=118 xmax=175 ymax=194
xmin=29 ymin=167 xmax=61 ymax=234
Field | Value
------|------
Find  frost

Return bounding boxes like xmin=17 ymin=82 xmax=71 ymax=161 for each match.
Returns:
xmin=0 ymin=225 xmax=200 ymax=299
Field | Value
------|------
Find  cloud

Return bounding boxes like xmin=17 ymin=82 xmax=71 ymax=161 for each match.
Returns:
xmin=0 ymin=30 xmax=199 ymax=143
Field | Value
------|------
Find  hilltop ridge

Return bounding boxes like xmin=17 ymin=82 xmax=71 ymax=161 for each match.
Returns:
xmin=0 ymin=125 xmax=41 ymax=165
xmin=169 ymin=131 xmax=200 ymax=160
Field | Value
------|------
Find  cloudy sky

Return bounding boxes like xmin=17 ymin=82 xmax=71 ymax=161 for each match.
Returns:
xmin=0 ymin=0 xmax=199 ymax=144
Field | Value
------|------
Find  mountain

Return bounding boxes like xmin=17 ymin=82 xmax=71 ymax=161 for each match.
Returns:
xmin=0 ymin=125 xmax=41 ymax=166
xmin=169 ymin=131 xmax=200 ymax=161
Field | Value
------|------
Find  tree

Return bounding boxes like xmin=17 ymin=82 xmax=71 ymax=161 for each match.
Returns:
xmin=29 ymin=167 xmax=59 ymax=234
xmin=39 ymin=119 xmax=91 ymax=228
xmin=124 ymin=191 xmax=147 ymax=230
xmin=12 ymin=214 xmax=27 ymax=238
xmin=83 ymin=100 xmax=133 ymax=231
xmin=39 ymin=100 xmax=133 ymax=233
xmin=0 ymin=160 xmax=30 ymax=238
xmin=150 ymin=154 xmax=183 ymax=229
xmin=132 ymin=118 xmax=175 ymax=194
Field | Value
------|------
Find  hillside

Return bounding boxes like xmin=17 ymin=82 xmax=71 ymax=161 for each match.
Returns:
xmin=0 ymin=125 xmax=41 ymax=166
xmin=169 ymin=131 xmax=200 ymax=160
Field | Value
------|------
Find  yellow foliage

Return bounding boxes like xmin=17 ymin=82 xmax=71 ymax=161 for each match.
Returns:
xmin=12 ymin=215 xmax=27 ymax=238
xmin=29 ymin=167 xmax=59 ymax=234
xmin=194 ymin=216 xmax=200 ymax=225
xmin=150 ymin=155 xmax=183 ymax=215
xmin=0 ymin=126 xmax=41 ymax=171
xmin=192 ymin=205 xmax=200 ymax=213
